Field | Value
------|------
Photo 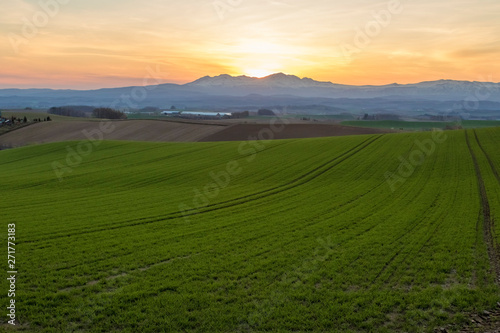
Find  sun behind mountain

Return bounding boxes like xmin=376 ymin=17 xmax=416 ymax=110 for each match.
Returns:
xmin=245 ymin=69 xmax=275 ymax=78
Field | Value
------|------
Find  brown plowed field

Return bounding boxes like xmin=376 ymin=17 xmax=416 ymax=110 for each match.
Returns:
xmin=0 ymin=119 xmax=393 ymax=148
xmin=0 ymin=120 xmax=226 ymax=147
xmin=200 ymin=123 xmax=392 ymax=142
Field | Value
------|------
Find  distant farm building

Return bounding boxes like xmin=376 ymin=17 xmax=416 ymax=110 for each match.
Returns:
xmin=161 ymin=111 xmax=181 ymax=116
xmin=161 ymin=111 xmax=232 ymax=120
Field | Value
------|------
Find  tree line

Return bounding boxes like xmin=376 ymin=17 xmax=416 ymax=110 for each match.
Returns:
xmin=91 ymin=108 xmax=127 ymax=119
xmin=48 ymin=106 xmax=126 ymax=119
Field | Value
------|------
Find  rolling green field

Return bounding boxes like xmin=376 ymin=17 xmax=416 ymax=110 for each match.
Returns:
xmin=341 ymin=120 xmax=500 ymax=130
xmin=1 ymin=128 xmax=500 ymax=332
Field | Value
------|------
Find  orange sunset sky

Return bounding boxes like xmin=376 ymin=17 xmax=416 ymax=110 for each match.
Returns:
xmin=1 ymin=0 xmax=500 ymax=89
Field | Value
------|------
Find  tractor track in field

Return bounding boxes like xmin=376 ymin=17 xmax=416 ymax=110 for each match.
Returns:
xmin=382 ymin=201 xmax=451 ymax=287
xmin=174 ymin=135 xmax=383 ymax=216
xmin=380 ymin=176 xmax=458 ymax=287
xmin=21 ymin=141 xmax=295 ymax=242
xmin=456 ymin=130 xmax=500 ymax=333
xmin=473 ymin=130 xmax=500 ymax=186
xmin=465 ymin=131 xmax=500 ymax=284
xmin=23 ymin=135 xmax=384 ymax=244
xmin=372 ymin=151 xmax=443 ymax=285
xmin=58 ymin=253 xmax=198 ymax=293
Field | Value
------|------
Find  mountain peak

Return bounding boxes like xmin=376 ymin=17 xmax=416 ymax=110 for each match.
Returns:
xmin=186 ymin=73 xmax=334 ymax=88
xmin=264 ymin=72 xmax=293 ymax=78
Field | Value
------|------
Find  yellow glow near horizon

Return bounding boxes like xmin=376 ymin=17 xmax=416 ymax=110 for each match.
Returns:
xmin=245 ymin=69 xmax=276 ymax=78
xmin=231 ymin=40 xmax=291 ymax=79
xmin=1 ymin=0 xmax=500 ymax=89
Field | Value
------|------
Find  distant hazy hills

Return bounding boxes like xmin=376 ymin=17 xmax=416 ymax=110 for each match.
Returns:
xmin=1 ymin=73 xmax=500 ymax=116
xmin=188 ymin=73 xmax=338 ymax=88
xmin=187 ymin=73 xmax=500 ymax=100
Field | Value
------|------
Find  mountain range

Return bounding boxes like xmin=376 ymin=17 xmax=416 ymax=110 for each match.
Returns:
xmin=1 ymin=73 xmax=500 ymax=117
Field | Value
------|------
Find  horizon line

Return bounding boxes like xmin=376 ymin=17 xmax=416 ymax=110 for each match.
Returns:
xmin=1 ymin=74 xmax=498 ymax=91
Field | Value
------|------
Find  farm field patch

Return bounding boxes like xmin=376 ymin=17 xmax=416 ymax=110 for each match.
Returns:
xmin=0 ymin=120 xmax=226 ymax=148
xmin=342 ymin=120 xmax=500 ymax=131
xmin=0 ymin=128 xmax=499 ymax=332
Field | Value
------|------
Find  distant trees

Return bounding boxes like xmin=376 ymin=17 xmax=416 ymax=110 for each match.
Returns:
xmin=232 ymin=111 xmax=250 ymax=119
xmin=258 ymin=109 xmax=276 ymax=116
xmin=361 ymin=113 xmax=400 ymax=121
xmin=92 ymin=108 xmax=127 ymax=119
xmin=49 ymin=105 xmax=126 ymax=119
xmin=139 ymin=106 xmax=159 ymax=112
xmin=48 ymin=106 xmax=88 ymax=118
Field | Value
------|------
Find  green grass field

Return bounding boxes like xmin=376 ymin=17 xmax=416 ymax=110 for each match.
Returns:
xmin=1 ymin=128 xmax=500 ymax=332
xmin=341 ymin=120 xmax=500 ymax=130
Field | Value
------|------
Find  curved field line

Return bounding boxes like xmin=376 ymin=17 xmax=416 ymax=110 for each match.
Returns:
xmin=57 ymin=253 xmax=199 ymax=293
xmin=369 ymin=138 xmax=443 ymax=284
xmin=473 ymin=129 xmax=500 ymax=185
xmin=171 ymin=135 xmax=384 ymax=216
xmin=45 ymin=177 xmax=391 ymax=275
xmin=22 ymin=135 xmax=384 ymax=244
xmin=35 ymin=136 xmax=381 ymax=240
xmin=466 ymin=130 xmax=500 ymax=284
xmin=381 ymin=203 xmax=452 ymax=287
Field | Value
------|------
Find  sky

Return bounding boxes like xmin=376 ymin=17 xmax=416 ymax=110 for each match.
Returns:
xmin=1 ymin=0 xmax=500 ymax=89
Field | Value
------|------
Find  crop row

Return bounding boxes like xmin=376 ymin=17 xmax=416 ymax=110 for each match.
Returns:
xmin=0 ymin=129 xmax=499 ymax=332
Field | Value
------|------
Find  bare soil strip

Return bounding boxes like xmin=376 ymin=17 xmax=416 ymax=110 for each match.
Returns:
xmin=0 ymin=120 xmax=226 ymax=147
xmin=0 ymin=120 xmax=391 ymax=148
xmin=0 ymin=122 xmax=35 ymax=139
xmin=199 ymin=123 xmax=391 ymax=142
